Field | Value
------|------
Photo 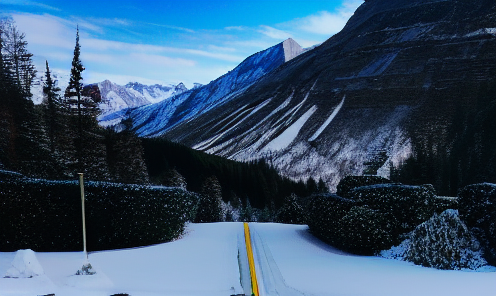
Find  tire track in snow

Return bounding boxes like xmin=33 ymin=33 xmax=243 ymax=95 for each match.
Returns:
xmin=249 ymin=224 xmax=306 ymax=296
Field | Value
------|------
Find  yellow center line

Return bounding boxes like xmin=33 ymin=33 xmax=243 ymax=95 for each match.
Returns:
xmin=244 ymin=222 xmax=259 ymax=296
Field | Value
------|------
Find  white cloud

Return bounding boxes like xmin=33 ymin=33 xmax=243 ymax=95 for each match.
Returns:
xmin=225 ymin=26 xmax=248 ymax=31
xmin=144 ymin=22 xmax=195 ymax=33
xmin=258 ymin=25 xmax=293 ymax=40
xmin=287 ymin=0 xmax=363 ymax=36
xmin=207 ymin=44 xmax=236 ymax=52
xmin=2 ymin=0 xmax=60 ymax=11
xmin=130 ymin=53 xmax=196 ymax=67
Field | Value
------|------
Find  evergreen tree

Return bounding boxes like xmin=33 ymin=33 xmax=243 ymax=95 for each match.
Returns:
xmin=42 ymin=60 xmax=62 ymax=153
xmin=0 ymin=19 xmax=53 ymax=177
xmin=194 ymin=176 xmax=223 ymax=223
xmin=317 ymin=177 xmax=328 ymax=193
xmin=62 ymin=26 xmax=109 ymax=180
xmin=0 ymin=18 xmax=36 ymax=95
xmin=240 ymin=198 xmax=254 ymax=222
xmin=276 ymin=193 xmax=305 ymax=224
xmin=105 ymin=127 xmax=150 ymax=184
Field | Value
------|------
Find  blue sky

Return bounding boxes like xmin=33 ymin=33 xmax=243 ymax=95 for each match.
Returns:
xmin=2 ymin=0 xmax=363 ymax=88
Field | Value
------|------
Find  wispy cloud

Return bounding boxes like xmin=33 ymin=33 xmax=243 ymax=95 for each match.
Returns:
xmin=283 ymin=0 xmax=363 ymax=36
xmin=130 ymin=53 xmax=196 ymax=67
xmin=225 ymin=26 xmax=248 ymax=31
xmin=2 ymin=0 xmax=60 ymax=11
xmin=258 ymin=25 xmax=292 ymax=40
xmin=144 ymin=22 xmax=195 ymax=33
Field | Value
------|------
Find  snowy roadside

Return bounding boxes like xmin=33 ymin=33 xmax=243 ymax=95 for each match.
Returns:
xmin=0 ymin=223 xmax=243 ymax=296
xmin=1 ymin=222 xmax=495 ymax=296
xmin=250 ymin=223 xmax=496 ymax=296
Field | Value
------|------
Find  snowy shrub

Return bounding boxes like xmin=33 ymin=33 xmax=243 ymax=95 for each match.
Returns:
xmin=306 ymin=194 xmax=355 ymax=247
xmin=393 ymin=209 xmax=488 ymax=270
xmin=350 ymin=184 xmax=436 ymax=239
xmin=336 ymin=175 xmax=391 ymax=198
xmin=0 ymin=177 xmax=197 ymax=251
xmin=276 ymin=193 xmax=305 ymax=224
xmin=458 ymin=183 xmax=496 ymax=265
xmin=337 ymin=206 xmax=394 ymax=255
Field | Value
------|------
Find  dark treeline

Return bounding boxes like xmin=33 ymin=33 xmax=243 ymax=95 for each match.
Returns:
xmin=391 ymin=81 xmax=496 ymax=196
xmin=142 ymin=137 xmax=326 ymax=209
xmin=0 ymin=19 xmax=148 ymax=184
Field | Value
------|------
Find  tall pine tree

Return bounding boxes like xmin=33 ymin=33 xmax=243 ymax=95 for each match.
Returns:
xmin=64 ymin=26 xmax=109 ymax=180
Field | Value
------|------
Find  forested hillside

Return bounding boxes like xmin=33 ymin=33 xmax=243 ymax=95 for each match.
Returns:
xmin=0 ymin=19 xmax=148 ymax=184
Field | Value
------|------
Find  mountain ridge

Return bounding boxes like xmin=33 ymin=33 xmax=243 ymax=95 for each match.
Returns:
xmin=161 ymin=0 xmax=496 ymax=192
xmin=125 ymin=38 xmax=306 ymax=137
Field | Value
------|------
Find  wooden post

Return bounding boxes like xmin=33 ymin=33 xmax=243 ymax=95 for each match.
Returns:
xmin=78 ymin=173 xmax=88 ymax=261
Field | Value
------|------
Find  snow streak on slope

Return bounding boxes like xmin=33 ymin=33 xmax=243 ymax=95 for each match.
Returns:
xmin=193 ymin=99 xmax=271 ymax=151
xmin=308 ymin=95 xmax=345 ymax=141
xmin=262 ymin=105 xmax=317 ymax=152
xmin=129 ymin=39 xmax=304 ymax=137
xmin=205 ymin=93 xmax=293 ymax=156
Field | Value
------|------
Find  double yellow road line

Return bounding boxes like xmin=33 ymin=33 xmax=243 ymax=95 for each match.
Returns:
xmin=244 ymin=222 xmax=259 ymax=296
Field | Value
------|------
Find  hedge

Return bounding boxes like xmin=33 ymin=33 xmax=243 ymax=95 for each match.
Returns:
xmin=350 ymin=184 xmax=437 ymax=238
xmin=458 ymin=183 xmax=496 ymax=265
xmin=336 ymin=175 xmax=391 ymax=198
xmin=307 ymin=184 xmax=437 ymax=255
xmin=0 ymin=174 xmax=197 ymax=252
xmin=306 ymin=194 xmax=355 ymax=248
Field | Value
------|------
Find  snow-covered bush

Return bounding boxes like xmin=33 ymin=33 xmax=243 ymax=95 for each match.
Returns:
xmin=0 ymin=177 xmax=197 ymax=251
xmin=338 ymin=206 xmax=393 ymax=255
xmin=4 ymin=249 xmax=44 ymax=278
xmin=350 ymin=184 xmax=436 ymax=238
xmin=382 ymin=209 xmax=488 ymax=270
xmin=336 ymin=175 xmax=391 ymax=198
xmin=458 ymin=183 xmax=496 ymax=265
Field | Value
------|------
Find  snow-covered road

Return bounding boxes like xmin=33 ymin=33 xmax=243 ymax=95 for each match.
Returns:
xmin=0 ymin=222 xmax=495 ymax=296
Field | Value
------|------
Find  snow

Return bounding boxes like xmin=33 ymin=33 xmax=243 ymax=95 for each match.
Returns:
xmin=1 ymin=223 xmax=494 ymax=296
xmin=465 ymin=28 xmax=496 ymax=37
xmin=249 ymin=223 xmax=496 ymax=296
xmin=194 ymin=99 xmax=271 ymax=151
xmin=308 ymin=95 xmax=345 ymax=141
xmin=4 ymin=249 xmax=45 ymax=278
xmin=263 ymin=105 xmax=317 ymax=152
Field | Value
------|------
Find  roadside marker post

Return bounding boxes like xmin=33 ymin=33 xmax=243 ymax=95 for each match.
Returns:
xmin=78 ymin=173 xmax=88 ymax=261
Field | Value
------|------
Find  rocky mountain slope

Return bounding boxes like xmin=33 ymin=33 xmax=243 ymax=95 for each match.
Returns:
xmin=162 ymin=0 xmax=496 ymax=191
xmin=126 ymin=38 xmax=304 ymax=137
xmin=97 ymin=81 xmax=188 ymax=126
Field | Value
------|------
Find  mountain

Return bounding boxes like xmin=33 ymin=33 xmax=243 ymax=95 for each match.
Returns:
xmin=30 ymin=70 xmax=70 ymax=104
xmin=30 ymin=74 xmax=188 ymax=126
xmin=96 ymin=80 xmax=188 ymax=126
xmin=126 ymin=38 xmax=304 ymax=137
xmin=161 ymin=0 xmax=496 ymax=192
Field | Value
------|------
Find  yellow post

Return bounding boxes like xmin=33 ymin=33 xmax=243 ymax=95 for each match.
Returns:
xmin=78 ymin=173 xmax=87 ymax=261
xmin=244 ymin=222 xmax=259 ymax=296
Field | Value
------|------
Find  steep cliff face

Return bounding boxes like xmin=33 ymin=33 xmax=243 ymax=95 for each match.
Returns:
xmin=163 ymin=0 xmax=496 ymax=191
xmin=128 ymin=39 xmax=303 ymax=137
